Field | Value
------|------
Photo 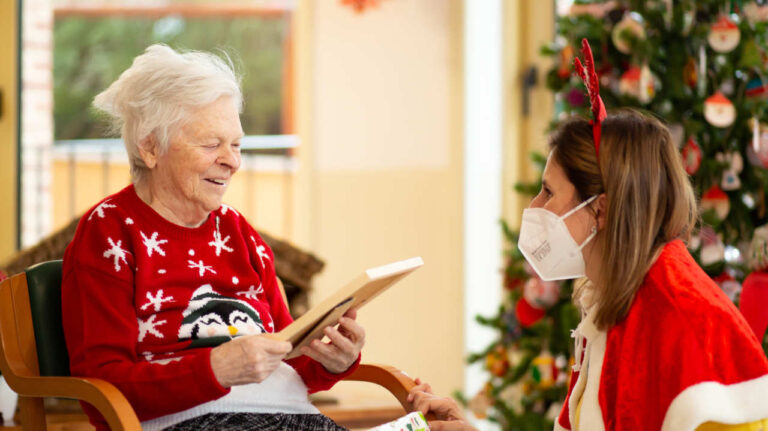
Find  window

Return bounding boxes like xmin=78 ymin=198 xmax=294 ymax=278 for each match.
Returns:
xmin=21 ymin=1 xmax=297 ymax=247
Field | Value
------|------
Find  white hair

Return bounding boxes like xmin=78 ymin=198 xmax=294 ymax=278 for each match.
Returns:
xmin=93 ymin=44 xmax=243 ymax=183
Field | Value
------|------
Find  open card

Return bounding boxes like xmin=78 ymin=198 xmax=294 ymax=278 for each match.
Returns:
xmin=276 ymin=257 xmax=423 ymax=359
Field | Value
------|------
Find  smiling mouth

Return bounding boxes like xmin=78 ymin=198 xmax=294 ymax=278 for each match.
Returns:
xmin=205 ymin=179 xmax=227 ymax=186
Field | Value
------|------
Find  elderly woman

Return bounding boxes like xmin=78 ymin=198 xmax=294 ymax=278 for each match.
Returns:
xmin=61 ymin=45 xmax=364 ymax=431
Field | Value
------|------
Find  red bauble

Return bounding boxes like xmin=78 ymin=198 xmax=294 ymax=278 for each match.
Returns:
xmin=681 ymin=137 xmax=702 ymax=175
xmin=516 ymin=296 xmax=546 ymax=327
xmin=740 ymin=271 xmax=768 ymax=341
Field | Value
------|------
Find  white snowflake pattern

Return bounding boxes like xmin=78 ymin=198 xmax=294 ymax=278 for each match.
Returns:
xmin=188 ymin=249 xmax=195 ymax=256
xmin=137 ymin=315 xmax=167 ymax=342
xmin=220 ymin=204 xmax=239 ymax=216
xmin=125 ymin=218 xmax=134 ymax=225
xmin=140 ymin=231 xmax=168 ymax=257
xmin=256 ymin=245 xmax=270 ymax=267
xmin=250 ymin=236 xmax=271 ymax=267
xmin=158 ymin=269 xmax=167 ymax=274
xmin=103 ymin=237 xmax=130 ymax=272
xmin=208 ymin=230 xmax=233 ymax=256
xmin=88 ymin=200 xmax=117 ymax=220
xmin=232 ymin=276 xmax=239 ymax=285
xmin=140 ymin=289 xmax=174 ymax=312
xmin=149 ymin=357 xmax=183 ymax=365
xmin=188 ymin=260 xmax=217 ymax=277
xmin=236 ymin=284 xmax=264 ymax=300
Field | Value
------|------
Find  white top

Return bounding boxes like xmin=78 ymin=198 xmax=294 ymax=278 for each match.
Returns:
xmin=141 ymin=362 xmax=319 ymax=430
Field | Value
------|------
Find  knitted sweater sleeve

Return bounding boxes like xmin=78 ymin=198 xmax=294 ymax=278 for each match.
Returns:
xmin=245 ymin=226 xmax=360 ymax=393
xmin=61 ymin=214 xmax=229 ymax=422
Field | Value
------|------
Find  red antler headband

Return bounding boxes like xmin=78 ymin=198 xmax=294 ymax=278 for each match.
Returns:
xmin=573 ymin=38 xmax=607 ymax=158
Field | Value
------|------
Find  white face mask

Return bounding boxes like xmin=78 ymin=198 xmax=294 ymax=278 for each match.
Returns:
xmin=518 ymin=195 xmax=598 ymax=281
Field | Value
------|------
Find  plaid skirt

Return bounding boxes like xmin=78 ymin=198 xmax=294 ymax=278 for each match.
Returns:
xmin=161 ymin=413 xmax=348 ymax=431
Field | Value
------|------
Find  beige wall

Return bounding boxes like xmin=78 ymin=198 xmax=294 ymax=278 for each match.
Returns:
xmin=0 ymin=0 xmax=18 ymax=263
xmin=50 ymin=159 xmax=294 ymax=240
xmin=503 ymin=1 xmax=554 ymax=228
xmin=297 ymin=0 xmax=465 ymax=401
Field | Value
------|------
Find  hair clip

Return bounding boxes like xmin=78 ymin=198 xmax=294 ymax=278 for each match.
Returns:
xmin=573 ymin=38 xmax=607 ymax=158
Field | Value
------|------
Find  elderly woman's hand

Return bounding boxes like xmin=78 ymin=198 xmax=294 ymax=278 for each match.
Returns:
xmin=210 ymin=335 xmax=292 ymax=387
xmin=407 ymin=379 xmax=476 ymax=431
xmin=300 ymin=308 xmax=365 ymax=374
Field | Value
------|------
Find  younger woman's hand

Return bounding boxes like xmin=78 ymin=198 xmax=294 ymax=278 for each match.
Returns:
xmin=407 ymin=378 xmax=477 ymax=431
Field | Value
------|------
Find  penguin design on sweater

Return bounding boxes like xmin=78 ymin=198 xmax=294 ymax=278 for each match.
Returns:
xmin=178 ymin=284 xmax=266 ymax=348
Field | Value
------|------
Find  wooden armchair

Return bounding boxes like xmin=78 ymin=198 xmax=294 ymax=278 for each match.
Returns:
xmin=0 ymin=260 xmax=418 ymax=430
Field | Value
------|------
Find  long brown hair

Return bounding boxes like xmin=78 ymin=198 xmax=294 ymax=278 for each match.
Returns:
xmin=549 ymin=109 xmax=697 ymax=329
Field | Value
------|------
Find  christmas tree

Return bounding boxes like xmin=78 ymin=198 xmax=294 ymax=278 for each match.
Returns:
xmin=465 ymin=1 xmax=768 ymax=429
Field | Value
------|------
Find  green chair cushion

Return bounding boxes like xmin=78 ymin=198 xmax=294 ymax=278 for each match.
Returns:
xmin=25 ymin=260 xmax=70 ymax=377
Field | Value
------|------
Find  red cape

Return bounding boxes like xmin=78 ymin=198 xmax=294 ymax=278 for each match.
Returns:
xmin=557 ymin=240 xmax=768 ymax=430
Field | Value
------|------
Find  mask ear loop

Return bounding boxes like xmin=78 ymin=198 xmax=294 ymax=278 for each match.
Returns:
xmin=561 ymin=195 xmax=599 ymax=256
xmin=560 ymin=195 xmax=598 ymax=220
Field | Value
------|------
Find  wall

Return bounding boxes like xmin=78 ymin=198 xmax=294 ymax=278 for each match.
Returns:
xmin=502 ymin=1 xmax=555 ymax=228
xmin=50 ymin=156 xmax=295 ymax=240
xmin=0 ymin=0 xmax=19 ymax=263
xmin=297 ymin=0 xmax=465 ymax=401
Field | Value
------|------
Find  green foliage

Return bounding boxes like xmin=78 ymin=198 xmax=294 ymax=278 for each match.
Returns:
xmin=54 ymin=15 xmax=287 ymax=140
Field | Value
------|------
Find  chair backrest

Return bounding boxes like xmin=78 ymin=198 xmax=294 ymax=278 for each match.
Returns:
xmin=24 ymin=260 xmax=69 ymax=377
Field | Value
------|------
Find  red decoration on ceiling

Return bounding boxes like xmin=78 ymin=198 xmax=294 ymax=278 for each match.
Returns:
xmin=341 ymin=0 xmax=382 ymax=13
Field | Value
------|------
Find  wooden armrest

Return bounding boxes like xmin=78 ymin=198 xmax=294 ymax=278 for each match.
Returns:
xmin=3 ymin=374 xmax=140 ymax=431
xmin=345 ymin=363 xmax=417 ymax=412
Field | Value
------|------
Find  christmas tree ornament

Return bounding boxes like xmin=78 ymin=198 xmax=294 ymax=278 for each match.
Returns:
xmin=746 ymin=77 xmax=768 ymax=100
xmin=568 ymin=1 xmax=617 ymax=19
xmin=684 ymin=57 xmax=698 ymax=89
xmin=503 ymin=270 xmax=524 ymax=291
xmin=715 ymin=152 xmax=744 ymax=190
xmin=668 ymin=123 xmax=685 ymax=148
xmin=701 ymin=185 xmax=730 ymax=221
xmin=619 ymin=66 xmax=655 ymax=103
xmin=681 ymin=137 xmax=703 ymax=175
xmin=744 ymin=2 xmax=768 ymax=24
xmin=612 ymin=13 xmax=646 ymax=54
xmin=740 ymin=270 xmax=768 ymax=343
xmin=522 ymin=277 xmax=561 ymax=309
xmin=468 ymin=384 xmax=493 ymax=419
xmin=704 ymin=91 xmax=736 ymax=127
xmin=741 ymin=225 xmax=768 ymax=342
xmin=531 ymin=350 xmax=556 ymax=389
xmin=707 ymin=15 xmax=741 ymax=53
xmin=515 ymin=296 xmax=546 ymax=327
xmin=486 ymin=345 xmax=510 ymax=377
xmin=497 ymin=382 xmax=524 ymax=413
xmin=712 ymin=271 xmax=742 ymax=301
xmin=747 ymin=140 xmax=768 ymax=169
xmin=748 ymin=224 xmax=768 ymax=271
xmin=501 ymin=309 xmax=523 ymax=344
xmin=558 ymin=45 xmax=574 ymax=79
xmin=699 ymin=225 xmax=726 ymax=266
xmin=566 ymin=87 xmax=586 ymax=108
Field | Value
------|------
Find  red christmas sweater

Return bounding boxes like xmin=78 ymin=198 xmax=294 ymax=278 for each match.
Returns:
xmin=62 ymin=184 xmax=358 ymax=426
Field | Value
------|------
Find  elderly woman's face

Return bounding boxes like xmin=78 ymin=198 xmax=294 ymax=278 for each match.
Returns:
xmin=153 ymin=96 xmax=243 ymax=219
